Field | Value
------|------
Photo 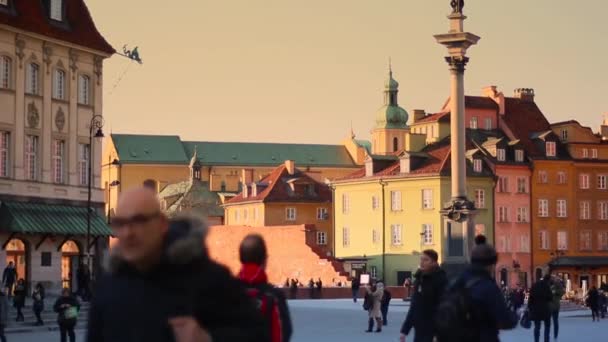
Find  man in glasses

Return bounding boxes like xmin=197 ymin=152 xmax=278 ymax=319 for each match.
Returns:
xmin=87 ymin=187 xmax=268 ymax=342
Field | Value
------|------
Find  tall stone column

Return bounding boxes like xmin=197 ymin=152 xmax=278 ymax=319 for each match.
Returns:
xmin=447 ymin=56 xmax=468 ymax=200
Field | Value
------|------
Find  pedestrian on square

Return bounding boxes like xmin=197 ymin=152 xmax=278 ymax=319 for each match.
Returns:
xmin=549 ymin=277 xmax=565 ymax=341
xmin=528 ymin=275 xmax=553 ymax=342
xmin=308 ymin=279 xmax=315 ymax=299
xmin=380 ymin=285 xmax=392 ymax=326
xmin=13 ymin=278 xmax=26 ymax=322
xmin=586 ymin=286 xmax=600 ymax=322
xmin=54 ymin=288 xmax=80 ymax=342
xmin=290 ymin=279 xmax=298 ymax=299
xmin=32 ymin=282 xmax=45 ymax=325
xmin=598 ymin=290 xmax=607 ymax=319
xmin=351 ymin=276 xmax=360 ymax=303
xmin=364 ymin=280 xmax=384 ymax=333
xmin=1 ymin=262 xmax=16 ymax=299
xmin=86 ymin=187 xmax=267 ymax=342
xmin=238 ymin=234 xmax=293 ymax=342
xmin=400 ymin=249 xmax=447 ymax=342
xmin=316 ymin=278 xmax=323 ymax=299
xmin=0 ymin=290 xmax=8 ymax=342
xmin=76 ymin=262 xmax=91 ymax=302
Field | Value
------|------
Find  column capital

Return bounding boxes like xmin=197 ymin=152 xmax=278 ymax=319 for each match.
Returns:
xmin=445 ymin=56 xmax=469 ymax=72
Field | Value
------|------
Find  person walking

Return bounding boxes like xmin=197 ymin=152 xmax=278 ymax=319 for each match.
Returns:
xmin=32 ymin=282 xmax=45 ymax=326
xmin=86 ymin=187 xmax=267 ymax=342
xmin=381 ymin=285 xmax=392 ymax=326
xmin=238 ymin=234 xmax=293 ymax=342
xmin=529 ymin=275 xmax=553 ymax=342
xmin=586 ymin=286 xmax=600 ymax=322
xmin=308 ymin=279 xmax=315 ymax=299
xmin=54 ymin=288 xmax=80 ymax=342
xmin=400 ymin=249 xmax=447 ymax=342
xmin=364 ymin=280 xmax=384 ymax=333
xmin=599 ymin=290 xmax=607 ymax=319
xmin=549 ymin=277 xmax=565 ymax=341
xmin=315 ymin=278 xmax=323 ymax=299
xmin=351 ymin=276 xmax=360 ymax=303
xmin=13 ymin=278 xmax=26 ymax=322
xmin=2 ymin=262 xmax=16 ymax=299
xmin=289 ymin=279 xmax=298 ymax=300
xmin=76 ymin=262 xmax=91 ymax=302
xmin=0 ymin=290 xmax=7 ymax=342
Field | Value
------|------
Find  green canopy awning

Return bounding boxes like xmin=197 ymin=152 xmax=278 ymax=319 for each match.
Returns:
xmin=0 ymin=201 xmax=112 ymax=236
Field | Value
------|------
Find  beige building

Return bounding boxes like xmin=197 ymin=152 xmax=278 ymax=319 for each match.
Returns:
xmin=0 ymin=0 xmax=113 ymax=294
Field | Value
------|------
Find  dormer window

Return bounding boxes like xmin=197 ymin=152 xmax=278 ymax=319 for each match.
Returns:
xmin=485 ymin=118 xmax=492 ymax=130
xmin=497 ymin=149 xmax=506 ymax=162
xmin=365 ymin=159 xmax=373 ymax=177
xmin=473 ymin=159 xmax=482 ymax=173
xmin=515 ymin=150 xmax=524 ymax=162
xmin=546 ymin=142 xmax=556 ymax=157
xmin=581 ymin=148 xmax=588 ymax=159
xmin=50 ymin=0 xmax=63 ymax=21
xmin=561 ymin=129 xmax=568 ymax=141
xmin=243 ymin=185 xmax=248 ymax=198
xmin=470 ymin=117 xmax=478 ymax=129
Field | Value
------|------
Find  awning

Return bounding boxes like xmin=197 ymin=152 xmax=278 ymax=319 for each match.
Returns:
xmin=548 ymin=256 xmax=608 ymax=268
xmin=0 ymin=201 xmax=112 ymax=236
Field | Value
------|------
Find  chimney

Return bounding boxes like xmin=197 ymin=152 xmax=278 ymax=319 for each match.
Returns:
xmin=365 ymin=158 xmax=374 ymax=177
xmin=601 ymin=114 xmax=608 ymax=140
xmin=399 ymin=153 xmax=411 ymax=173
xmin=405 ymin=132 xmax=427 ymax=152
xmin=241 ymin=168 xmax=253 ymax=185
xmin=412 ymin=109 xmax=426 ymax=123
xmin=514 ymin=88 xmax=535 ymax=102
xmin=483 ymin=85 xmax=505 ymax=115
xmin=284 ymin=160 xmax=295 ymax=175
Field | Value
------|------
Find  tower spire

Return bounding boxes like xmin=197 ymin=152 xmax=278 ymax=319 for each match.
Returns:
xmin=350 ymin=121 xmax=355 ymax=139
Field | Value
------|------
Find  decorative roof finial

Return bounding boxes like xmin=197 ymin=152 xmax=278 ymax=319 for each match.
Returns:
xmin=388 ymin=57 xmax=393 ymax=78
xmin=350 ymin=121 xmax=356 ymax=139
xmin=450 ymin=0 xmax=465 ymax=14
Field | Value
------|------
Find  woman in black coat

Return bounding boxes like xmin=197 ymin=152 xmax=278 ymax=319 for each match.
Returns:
xmin=32 ymin=283 xmax=45 ymax=325
xmin=12 ymin=278 xmax=26 ymax=322
xmin=586 ymin=286 xmax=600 ymax=322
xmin=528 ymin=276 xmax=553 ymax=342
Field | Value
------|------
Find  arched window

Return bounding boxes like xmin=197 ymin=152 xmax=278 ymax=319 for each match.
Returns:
xmin=53 ymin=69 xmax=66 ymax=100
xmin=393 ymin=137 xmax=399 ymax=152
xmin=26 ymin=63 xmax=40 ymax=95
xmin=78 ymin=74 xmax=91 ymax=105
xmin=0 ymin=56 xmax=12 ymax=89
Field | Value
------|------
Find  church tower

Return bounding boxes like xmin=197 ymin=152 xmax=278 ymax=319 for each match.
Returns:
xmin=189 ymin=146 xmax=202 ymax=181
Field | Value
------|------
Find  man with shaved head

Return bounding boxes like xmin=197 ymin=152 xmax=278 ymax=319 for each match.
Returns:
xmin=87 ymin=187 xmax=268 ymax=342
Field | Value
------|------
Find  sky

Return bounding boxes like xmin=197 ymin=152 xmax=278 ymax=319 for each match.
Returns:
xmin=87 ymin=0 xmax=608 ymax=144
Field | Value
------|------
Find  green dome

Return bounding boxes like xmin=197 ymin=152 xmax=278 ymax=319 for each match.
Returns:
xmin=375 ymin=105 xmax=408 ymax=129
xmin=385 ymin=75 xmax=399 ymax=90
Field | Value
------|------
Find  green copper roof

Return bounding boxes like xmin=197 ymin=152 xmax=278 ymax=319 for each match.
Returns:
xmin=375 ymin=105 xmax=408 ymax=129
xmin=0 ymin=201 xmax=112 ymax=236
xmin=111 ymin=134 xmax=189 ymax=164
xmin=355 ymin=140 xmax=372 ymax=154
xmin=182 ymin=141 xmax=357 ymax=167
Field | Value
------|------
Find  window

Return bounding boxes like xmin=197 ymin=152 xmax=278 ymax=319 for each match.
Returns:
xmin=580 ymin=231 xmax=592 ymax=251
xmin=546 ymin=142 xmax=556 ymax=157
xmin=26 ymin=63 xmax=39 ymax=95
xmin=50 ymin=0 xmax=63 ymax=21
xmin=370 ymin=266 xmax=378 ymax=279
xmin=243 ymin=208 xmax=249 ymax=222
xmin=520 ymin=235 xmax=530 ymax=253
xmin=0 ymin=131 xmax=8 ymax=177
xmin=470 ymin=117 xmax=478 ymax=129
xmin=286 ymin=207 xmax=296 ymax=221
xmin=51 ymin=139 xmax=64 ymax=183
xmin=557 ymin=231 xmax=568 ymax=250
xmin=498 ymin=206 xmax=509 ymax=223
xmin=78 ymin=74 xmax=91 ymax=105
xmin=316 ymin=207 xmax=328 ymax=220
xmin=234 ymin=209 xmax=239 ymax=223
xmin=485 ymin=118 xmax=493 ymax=130
xmin=372 ymin=195 xmax=379 ymax=210
xmin=538 ymin=199 xmax=549 ymax=217
xmin=53 ymin=69 xmax=66 ymax=100
xmin=253 ymin=207 xmax=259 ymax=222
xmin=599 ymin=201 xmax=608 ymax=220
xmin=515 ymin=150 xmax=524 ymax=162
xmin=599 ymin=232 xmax=608 ymax=251
xmin=422 ymin=224 xmax=433 ymax=245
xmin=498 ymin=176 xmax=509 ymax=193
xmin=316 ymin=231 xmax=327 ymax=245
xmin=506 ymin=236 xmax=512 ymax=252
xmin=517 ymin=207 xmax=529 ymax=223
xmin=539 ymin=230 xmax=549 ymax=250
xmin=474 ymin=189 xmax=485 ymax=208
xmin=557 ymin=172 xmax=567 ymax=185
xmin=561 ymin=129 xmax=568 ymax=141
xmin=25 ymin=135 xmax=38 ymax=180
xmin=372 ymin=229 xmax=379 ymax=244
xmin=598 ymin=175 xmax=607 ymax=190
xmin=422 ymin=189 xmax=433 ymax=209
xmin=516 ymin=177 xmax=528 ymax=193
xmin=0 ymin=56 xmax=11 ymax=89
xmin=391 ymin=224 xmax=402 ymax=245
xmin=473 ymin=159 xmax=482 ymax=173
xmin=342 ymin=227 xmax=350 ymax=247
xmin=556 ymin=199 xmax=567 ymax=218
xmin=581 ymin=148 xmax=589 ymax=159
xmin=78 ymin=143 xmax=90 ymax=186
xmin=342 ymin=194 xmax=350 ymax=214
xmin=592 ymin=149 xmax=598 ymax=159
xmin=496 ymin=149 xmax=506 ymax=161
xmin=538 ymin=171 xmax=548 ymax=184
xmin=498 ymin=236 xmax=506 ymax=252
xmin=580 ymin=201 xmax=591 ymax=220
xmin=390 ymin=191 xmax=402 ymax=211
xmin=393 ymin=137 xmax=399 ymax=152
xmin=579 ymin=174 xmax=590 ymax=189
xmin=41 ymin=252 xmax=52 ymax=267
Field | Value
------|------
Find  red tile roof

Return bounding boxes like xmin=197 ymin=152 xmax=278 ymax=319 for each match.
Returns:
xmin=225 ymin=164 xmax=332 ymax=204
xmin=414 ymin=111 xmax=450 ymax=124
xmin=465 ymin=96 xmax=499 ymax=110
xmin=501 ymin=97 xmax=552 ymax=157
xmin=0 ymin=0 xmax=115 ymax=54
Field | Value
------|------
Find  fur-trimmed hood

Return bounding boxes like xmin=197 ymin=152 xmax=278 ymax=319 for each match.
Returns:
xmin=104 ymin=214 xmax=210 ymax=274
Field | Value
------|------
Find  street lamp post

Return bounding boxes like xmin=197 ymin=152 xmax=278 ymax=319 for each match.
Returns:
xmin=87 ymin=115 xmax=104 ymax=275
xmin=105 ymin=157 xmax=121 ymax=224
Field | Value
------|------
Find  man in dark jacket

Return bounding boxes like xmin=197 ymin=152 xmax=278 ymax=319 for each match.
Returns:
xmin=86 ymin=187 xmax=268 ymax=342
xmin=400 ymin=249 xmax=447 ymax=342
xmin=238 ymin=234 xmax=293 ymax=342
xmin=1 ymin=262 xmax=16 ymax=298
xmin=351 ymin=277 xmax=360 ymax=303
xmin=528 ymin=275 xmax=553 ymax=342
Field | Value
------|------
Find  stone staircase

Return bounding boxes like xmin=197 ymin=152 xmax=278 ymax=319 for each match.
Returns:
xmin=5 ymin=297 xmax=90 ymax=334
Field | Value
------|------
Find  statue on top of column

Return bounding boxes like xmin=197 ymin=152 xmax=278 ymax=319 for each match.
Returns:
xmin=450 ymin=0 xmax=465 ymax=14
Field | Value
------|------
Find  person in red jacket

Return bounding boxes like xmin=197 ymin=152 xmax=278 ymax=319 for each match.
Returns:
xmin=239 ymin=234 xmax=293 ymax=342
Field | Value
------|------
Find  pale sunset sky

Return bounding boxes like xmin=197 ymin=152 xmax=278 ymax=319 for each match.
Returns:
xmin=88 ymin=0 xmax=608 ymax=144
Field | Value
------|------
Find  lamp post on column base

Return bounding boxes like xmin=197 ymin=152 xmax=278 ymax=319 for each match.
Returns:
xmin=86 ymin=115 xmax=104 ymax=281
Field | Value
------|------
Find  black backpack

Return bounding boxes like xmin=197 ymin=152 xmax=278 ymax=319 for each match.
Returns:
xmin=435 ymin=276 xmax=482 ymax=342
xmin=362 ymin=293 xmax=373 ymax=311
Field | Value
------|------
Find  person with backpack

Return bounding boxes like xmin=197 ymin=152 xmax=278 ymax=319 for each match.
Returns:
xmin=351 ymin=276 xmax=361 ymax=303
xmin=435 ymin=235 xmax=518 ymax=342
xmin=381 ymin=285 xmax=392 ymax=326
xmin=0 ymin=290 xmax=7 ymax=342
xmin=33 ymin=282 xmax=45 ymax=326
xmin=13 ymin=278 xmax=26 ymax=322
xmin=364 ymin=280 xmax=384 ymax=333
xmin=528 ymin=275 xmax=553 ymax=342
xmin=54 ymin=288 xmax=80 ymax=342
xmin=549 ymin=277 xmax=565 ymax=341
xmin=238 ymin=234 xmax=293 ymax=342
xmin=400 ymin=249 xmax=447 ymax=342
